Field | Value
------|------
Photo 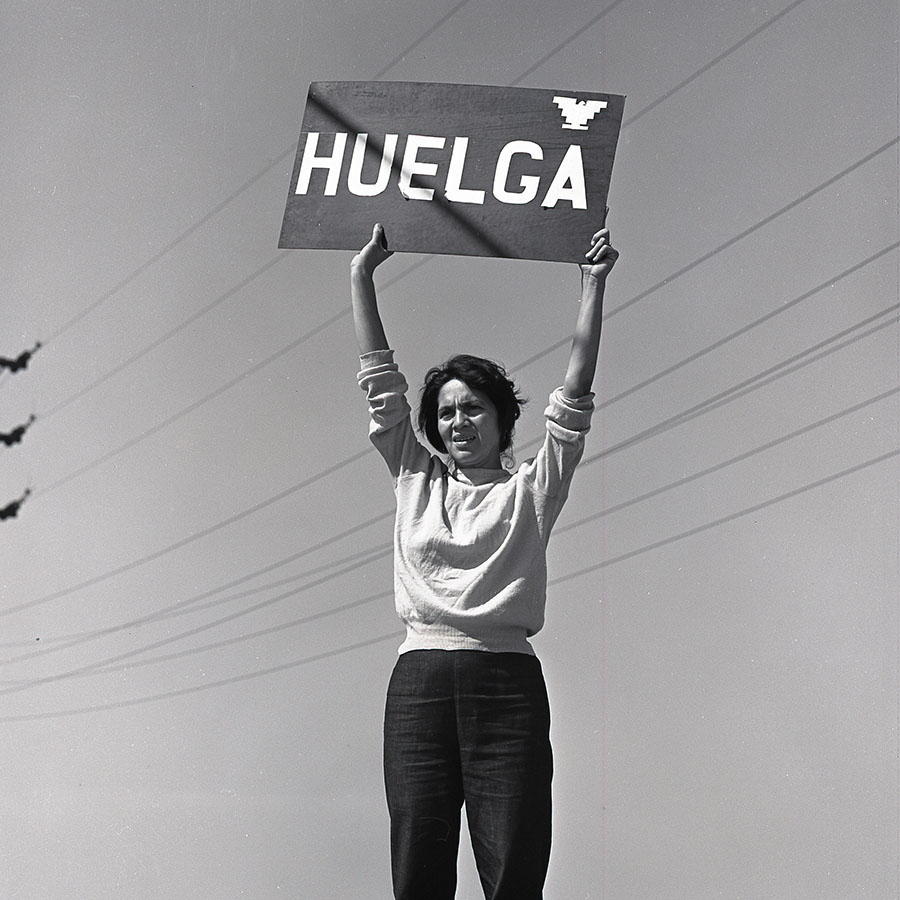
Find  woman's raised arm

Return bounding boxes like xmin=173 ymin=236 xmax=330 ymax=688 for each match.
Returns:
xmin=350 ymin=223 xmax=394 ymax=355
xmin=563 ymin=219 xmax=619 ymax=398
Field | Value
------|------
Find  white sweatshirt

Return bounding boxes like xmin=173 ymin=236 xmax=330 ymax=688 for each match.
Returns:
xmin=358 ymin=349 xmax=594 ymax=655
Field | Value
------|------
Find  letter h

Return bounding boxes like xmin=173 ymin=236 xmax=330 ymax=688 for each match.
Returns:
xmin=295 ymin=133 xmax=348 ymax=196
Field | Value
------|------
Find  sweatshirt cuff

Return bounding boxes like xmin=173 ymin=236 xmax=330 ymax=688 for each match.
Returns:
xmin=556 ymin=387 xmax=595 ymax=409
xmin=546 ymin=386 xmax=594 ymax=435
xmin=359 ymin=348 xmax=395 ymax=370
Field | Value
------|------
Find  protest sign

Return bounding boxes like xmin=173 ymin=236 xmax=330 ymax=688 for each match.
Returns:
xmin=279 ymin=81 xmax=624 ymax=263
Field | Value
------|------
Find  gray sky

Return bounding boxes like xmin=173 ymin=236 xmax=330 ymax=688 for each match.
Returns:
xmin=1 ymin=1 xmax=897 ymax=898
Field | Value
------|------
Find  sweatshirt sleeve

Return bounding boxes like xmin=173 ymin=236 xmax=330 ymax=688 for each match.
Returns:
xmin=522 ymin=387 xmax=595 ymax=499
xmin=547 ymin=387 xmax=594 ymax=441
xmin=357 ymin=349 xmax=430 ymax=479
xmin=357 ymin=349 xmax=410 ymax=435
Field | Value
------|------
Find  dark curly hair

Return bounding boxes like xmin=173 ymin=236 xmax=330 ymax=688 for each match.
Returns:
xmin=417 ymin=354 xmax=526 ymax=454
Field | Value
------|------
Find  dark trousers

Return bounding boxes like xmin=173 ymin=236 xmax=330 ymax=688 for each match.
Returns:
xmin=383 ymin=650 xmax=553 ymax=900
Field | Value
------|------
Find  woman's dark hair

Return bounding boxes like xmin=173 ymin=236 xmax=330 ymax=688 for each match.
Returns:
xmin=418 ymin=354 xmax=526 ymax=454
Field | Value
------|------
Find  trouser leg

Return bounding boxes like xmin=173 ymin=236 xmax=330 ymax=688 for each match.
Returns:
xmin=456 ymin=652 xmax=553 ymax=900
xmin=384 ymin=651 xmax=463 ymax=900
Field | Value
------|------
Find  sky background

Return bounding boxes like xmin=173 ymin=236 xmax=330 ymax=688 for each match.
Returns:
xmin=1 ymin=1 xmax=898 ymax=898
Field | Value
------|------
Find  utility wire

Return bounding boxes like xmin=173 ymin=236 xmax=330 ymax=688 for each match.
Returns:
xmin=4 ymin=446 xmax=894 ymax=722
xmin=369 ymin=0 xmax=477 ymax=80
xmin=10 ymin=9 xmax=891 ymax=651
xmin=33 ymin=0 xmax=625 ymax=419
xmin=1 ymin=446 xmax=375 ymax=618
xmin=37 ymin=257 xmax=432 ymax=493
xmin=50 ymin=0 xmax=796 ymax=349
xmin=580 ymin=307 xmax=898 ymax=468
xmin=43 ymin=1 xmax=477 ymax=345
xmin=94 ymin=590 xmax=396 ymax=677
xmin=2 ymin=0 xmax=889 ymax=722
xmin=0 ymin=508 xmax=393 ymax=649
xmin=34 ymin=3 xmax=846 ymax=429
xmin=6 ymin=243 xmax=894 ymax=625
xmin=42 ymin=254 xmax=432 ymax=424
xmin=0 ymin=538 xmax=392 ymax=663
xmin=621 ymin=0 xmax=809 ymax=129
xmin=509 ymin=0 xmax=629 ymax=86
xmin=5 ymin=297 xmax=894 ymax=668
xmin=0 ymin=549 xmax=392 ymax=697
xmin=595 ymin=239 xmax=900 ymax=411
xmin=38 ymin=0 xmax=614 ymax=354
xmin=510 ymin=139 xmax=899 ymax=372
xmin=0 ymin=632 xmax=406 ymax=723
xmin=551 ymin=449 xmax=899 ymax=587
xmin=9 ymin=384 xmax=894 ymax=688
xmin=36 ymin=141 xmax=896 ymax=494
xmin=41 ymin=253 xmax=289 ymax=420
xmin=512 ymin=302 xmax=898 ymax=466
xmin=557 ymin=386 xmax=899 ymax=534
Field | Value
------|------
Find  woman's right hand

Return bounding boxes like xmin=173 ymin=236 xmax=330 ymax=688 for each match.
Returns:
xmin=351 ymin=223 xmax=394 ymax=275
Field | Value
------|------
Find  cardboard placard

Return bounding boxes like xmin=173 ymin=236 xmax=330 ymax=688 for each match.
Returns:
xmin=278 ymin=81 xmax=624 ymax=263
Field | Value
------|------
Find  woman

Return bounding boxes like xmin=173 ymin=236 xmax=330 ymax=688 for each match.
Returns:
xmin=351 ymin=221 xmax=618 ymax=900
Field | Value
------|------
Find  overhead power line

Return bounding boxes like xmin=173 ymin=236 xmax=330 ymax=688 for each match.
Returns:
xmin=52 ymin=0 xmax=799 ymax=351
xmin=0 ymin=548 xmax=392 ymax=697
xmin=621 ymin=0 xmax=809 ymax=128
xmin=37 ymin=139 xmax=896 ymax=491
xmin=0 ymin=632 xmax=405 ymax=723
xmin=98 ymin=589 xmax=396 ymax=678
xmin=36 ymin=1 xmax=838 ymax=427
xmin=42 ymin=254 xmax=289 ymax=420
xmin=4 ymin=446 xmax=894 ymax=722
xmin=512 ymin=302 xmax=898 ymax=467
xmin=42 ymin=250 xmax=434 ymax=425
xmin=0 ymin=536 xmax=393 ymax=662
xmin=0 ymin=445 xmax=375 ymax=619
xmin=595 ymin=239 xmax=900 ymax=411
xmin=580 ymin=305 xmax=898 ymax=467
xmin=43 ymin=1 xmax=478 ymax=344
xmin=510 ymin=138 xmax=899 ymax=372
xmin=41 ymin=0 xmax=620 ymax=350
xmin=558 ymin=386 xmax=899 ymax=534
xmin=552 ymin=449 xmax=899 ymax=587
xmin=370 ymin=0 xmax=477 ymax=80
xmin=0 ymin=507 xmax=393 ymax=651
xmin=5 ymin=288 xmax=894 ymax=661
xmin=34 ymin=141 xmax=896 ymax=506
xmin=509 ymin=0 xmax=629 ymax=85
xmin=7 ymin=6 xmax=891 ymax=644
xmin=7 ymin=243 xmax=894 ymax=624
xmin=6 ymin=383 xmax=893 ymax=687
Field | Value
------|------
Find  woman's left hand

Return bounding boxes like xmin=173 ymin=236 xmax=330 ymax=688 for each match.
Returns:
xmin=580 ymin=226 xmax=619 ymax=282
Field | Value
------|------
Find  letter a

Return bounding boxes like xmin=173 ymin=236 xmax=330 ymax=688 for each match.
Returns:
xmin=540 ymin=144 xmax=587 ymax=209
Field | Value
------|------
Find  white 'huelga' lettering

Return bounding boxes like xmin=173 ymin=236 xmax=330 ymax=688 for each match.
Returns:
xmin=444 ymin=137 xmax=485 ymax=205
xmin=293 ymin=133 xmax=589 ymax=209
xmin=492 ymin=140 xmax=543 ymax=205
xmin=540 ymin=144 xmax=587 ymax=209
xmin=399 ymin=135 xmax=445 ymax=201
xmin=348 ymin=133 xmax=399 ymax=197
xmin=295 ymin=132 xmax=347 ymax=196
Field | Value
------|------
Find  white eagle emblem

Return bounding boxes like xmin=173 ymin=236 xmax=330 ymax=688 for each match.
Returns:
xmin=553 ymin=96 xmax=608 ymax=130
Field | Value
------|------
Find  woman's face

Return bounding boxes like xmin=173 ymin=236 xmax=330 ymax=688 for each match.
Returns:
xmin=436 ymin=379 xmax=503 ymax=470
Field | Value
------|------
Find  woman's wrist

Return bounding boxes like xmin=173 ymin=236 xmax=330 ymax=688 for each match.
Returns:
xmin=351 ymin=259 xmax=376 ymax=280
xmin=580 ymin=272 xmax=606 ymax=301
